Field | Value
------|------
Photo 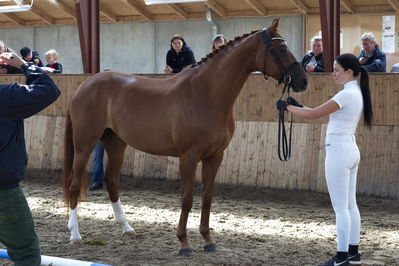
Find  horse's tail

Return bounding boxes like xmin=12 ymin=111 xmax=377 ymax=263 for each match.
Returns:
xmin=62 ymin=109 xmax=74 ymax=207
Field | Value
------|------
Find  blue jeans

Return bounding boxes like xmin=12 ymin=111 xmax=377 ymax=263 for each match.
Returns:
xmin=93 ymin=143 xmax=104 ymax=185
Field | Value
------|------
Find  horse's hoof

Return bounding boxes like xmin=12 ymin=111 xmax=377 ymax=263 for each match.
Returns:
xmin=179 ymin=248 xmax=194 ymax=256
xmin=123 ymin=230 xmax=136 ymax=236
xmin=69 ymin=239 xmax=82 ymax=244
xmin=204 ymin=243 xmax=218 ymax=252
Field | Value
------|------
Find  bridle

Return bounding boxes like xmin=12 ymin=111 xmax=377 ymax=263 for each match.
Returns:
xmin=261 ymin=28 xmax=300 ymax=161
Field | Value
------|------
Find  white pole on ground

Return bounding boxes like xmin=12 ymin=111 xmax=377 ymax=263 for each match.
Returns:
xmin=0 ymin=249 xmax=112 ymax=266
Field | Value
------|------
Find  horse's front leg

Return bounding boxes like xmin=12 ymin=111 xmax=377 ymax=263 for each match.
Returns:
xmin=103 ymin=136 xmax=135 ymax=235
xmin=200 ymin=153 xmax=224 ymax=252
xmin=177 ymin=154 xmax=198 ymax=256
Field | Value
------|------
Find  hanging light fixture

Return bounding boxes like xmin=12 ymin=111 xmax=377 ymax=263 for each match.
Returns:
xmin=0 ymin=0 xmax=33 ymax=13
xmin=145 ymin=0 xmax=207 ymax=5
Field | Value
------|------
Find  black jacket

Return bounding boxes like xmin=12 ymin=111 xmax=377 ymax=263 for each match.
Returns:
xmin=166 ymin=46 xmax=196 ymax=73
xmin=46 ymin=62 xmax=63 ymax=74
xmin=0 ymin=63 xmax=60 ymax=189
xmin=300 ymin=52 xmax=325 ymax=72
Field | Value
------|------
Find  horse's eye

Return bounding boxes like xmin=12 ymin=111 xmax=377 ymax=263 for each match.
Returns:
xmin=279 ymin=45 xmax=287 ymax=53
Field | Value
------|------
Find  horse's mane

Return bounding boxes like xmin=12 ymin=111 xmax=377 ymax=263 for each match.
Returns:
xmin=189 ymin=28 xmax=276 ymax=69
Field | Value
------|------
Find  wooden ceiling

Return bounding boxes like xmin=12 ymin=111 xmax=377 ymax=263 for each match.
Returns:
xmin=0 ymin=0 xmax=398 ymax=28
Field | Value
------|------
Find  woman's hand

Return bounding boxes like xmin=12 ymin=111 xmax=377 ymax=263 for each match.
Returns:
xmin=163 ymin=65 xmax=173 ymax=73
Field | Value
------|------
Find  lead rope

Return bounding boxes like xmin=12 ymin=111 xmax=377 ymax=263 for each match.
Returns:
xmin=277 ymin=78 xmax=293 ymax=161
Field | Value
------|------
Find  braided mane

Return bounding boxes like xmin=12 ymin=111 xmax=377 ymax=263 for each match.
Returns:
xmin=190 ymin=29 xmax=260 ymax=68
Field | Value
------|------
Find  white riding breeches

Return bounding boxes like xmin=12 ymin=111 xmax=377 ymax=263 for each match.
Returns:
xmin=325 ymin=134 xmax=361 ymax=252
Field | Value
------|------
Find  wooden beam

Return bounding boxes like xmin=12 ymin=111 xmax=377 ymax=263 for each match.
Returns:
xmin=99 ymin=2 xmax=118 ymax=22
xmin=387 ymin=0 xmax=399 ymax=12
xmin=244 ymin=0 xmax=267 ymax=16
xmin=205 ymin=0 xmax=227 ymax=18
xmin=44 ymin=0 xmax=76 ymax=18
xmin=31 ymin=6 xmax=55 ymax=25
xmin=288 ymin=0 xmax=308 ymax=15
xmin=21 ymin=0 xmax=55 ymax=25
xmin=341 ymin=0 xmax=354 ymax=13
xmin=167 ymin=4 xmax=188 ymax=19
xmin=121 ymin=0 xmax=152 ymax=21
xmin=1 ymin=13 xmax=24 ymax=26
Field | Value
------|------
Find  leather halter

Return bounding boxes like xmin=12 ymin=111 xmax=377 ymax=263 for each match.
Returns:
xmin=261 ymin=28 xmax=299 ymax=161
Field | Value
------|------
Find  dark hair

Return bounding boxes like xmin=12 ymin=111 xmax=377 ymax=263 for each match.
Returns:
xmin=170 ymin=34 xmax=187 ymax=50
xmin=20 ymin=46 xmax=31 ymax=58
xmin=335 ymin=53 xmax=373 ymax=128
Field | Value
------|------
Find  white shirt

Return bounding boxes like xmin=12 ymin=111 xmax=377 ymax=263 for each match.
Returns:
xmin=307 ymin=55 xmax=317 ymax=67
xmin=326 ymin=80 xmax=363 ymax=135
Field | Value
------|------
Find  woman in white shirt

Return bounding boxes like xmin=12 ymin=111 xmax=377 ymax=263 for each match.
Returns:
xmin=284 ymin=53 xmax=373 ymax=266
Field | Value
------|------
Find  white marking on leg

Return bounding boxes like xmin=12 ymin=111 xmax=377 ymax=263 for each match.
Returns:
xmin=68 ymin=207 xmax=82 ymax=241
xmin=112 ymin=198 xmax=135 ymax=234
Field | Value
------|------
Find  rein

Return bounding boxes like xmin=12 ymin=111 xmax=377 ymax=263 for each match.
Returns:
xmin=261 ymin=28 xmax=297 ymax=161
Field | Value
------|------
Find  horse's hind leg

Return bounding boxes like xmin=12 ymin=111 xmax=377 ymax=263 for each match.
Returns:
xmin=68 ymin=141 xmax=97 ymax=243
xmin=101 ymin=129 xmax=135 ymax=235
xmin=200 ymin=152 xmax=224 ymax=252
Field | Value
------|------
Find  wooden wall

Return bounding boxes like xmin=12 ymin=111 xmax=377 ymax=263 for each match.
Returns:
xmin=4 ymin=73 xmax=398 ymax=198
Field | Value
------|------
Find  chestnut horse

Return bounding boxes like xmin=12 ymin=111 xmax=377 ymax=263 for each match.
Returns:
xmin=62 ymin=18 xmax=307 ymax=256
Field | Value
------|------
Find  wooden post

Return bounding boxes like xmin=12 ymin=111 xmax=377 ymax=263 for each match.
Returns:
xmin=319 ymin=0 xmax=340 ymax=72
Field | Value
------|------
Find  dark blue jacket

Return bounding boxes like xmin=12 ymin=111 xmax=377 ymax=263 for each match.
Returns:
xmin=0 ymin=63 xmax=60 ymax=189
xmin=166 ymin=46 xmax=196 ymax=73
xmin=358 ymin=44 xmax=386 ymax=72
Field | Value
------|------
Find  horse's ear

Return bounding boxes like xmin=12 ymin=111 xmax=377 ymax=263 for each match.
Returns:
xmin=270 ymin=17 xmax=280 ymax=32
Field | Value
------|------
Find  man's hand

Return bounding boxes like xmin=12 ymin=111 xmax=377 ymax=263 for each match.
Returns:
xmin=306 ymin=64 xmax=315 ymax=72
xmin=359 ymin=57 xmax=367 ymax=65
xmin=0 ymin=52 xmax=26 ymax=68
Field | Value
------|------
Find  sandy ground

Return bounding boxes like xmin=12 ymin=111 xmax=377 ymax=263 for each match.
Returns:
xmin=0 ymin=169 xmax=398 ymax=266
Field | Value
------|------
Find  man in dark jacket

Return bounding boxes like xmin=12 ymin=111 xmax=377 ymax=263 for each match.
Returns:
xmin=358 ymin=32 xmax=386 ymax=72
xmin=0 ymin=52 xmax=60 ymax=266
xmin=300 ymin=36 xmax=324 ymax=73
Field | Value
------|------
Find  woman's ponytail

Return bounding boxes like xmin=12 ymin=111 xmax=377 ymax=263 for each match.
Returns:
xmin=360 ymin=67 xmax=373 ymax=128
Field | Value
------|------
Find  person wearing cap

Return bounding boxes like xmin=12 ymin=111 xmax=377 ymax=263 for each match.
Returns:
xmin=164 ymin=34 xmax=196 ymax=74
xmin=0 ymin=52 xmax=60 ymax=265
xmin=20 ymin=47 xmax=44 ymax=67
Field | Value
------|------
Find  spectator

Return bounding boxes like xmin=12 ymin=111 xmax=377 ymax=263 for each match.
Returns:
xmin=212 ymin=34 xmax=227 ymax=51
xmin=88 ymin=143 xmax=104 ymax=191
xmin=44 ymin=49 xmax=62 ymax=74
xmin=164 ymin=34 xmax=196 ymax=73
xmin=300 ymin=36 xmax=324 ymax=72
xmin=358 ymin=32 xmax=386 ymax=72
xmin=20 ymin=47 xmax=44 ymax=67
xmin=390 ymin=62 xmax=399 ymax=73
xmin=0 ymin=41 xmax=22 ymax=74
xmin=0 ymin=52 xmax=60 ymax=265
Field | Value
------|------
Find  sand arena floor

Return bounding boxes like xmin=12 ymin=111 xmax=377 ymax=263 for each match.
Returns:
xmin=0 ymin=169 xmax=398 ymax=266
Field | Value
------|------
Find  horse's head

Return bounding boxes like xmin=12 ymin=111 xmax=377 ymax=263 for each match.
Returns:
xmin=256 ymin=18 xmax=307 ymax=93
